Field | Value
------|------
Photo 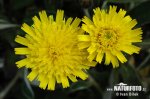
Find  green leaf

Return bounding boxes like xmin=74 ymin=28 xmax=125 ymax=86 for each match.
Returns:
xmin=0 ymin=19 xmax=17 ymax=30
xmin=129 ymin=1 xmax=150 ymax=26
xmin=69 ymin=80 xmax=91 ymax=92
xmin=0 ymin=24 xmax=17 ymax=30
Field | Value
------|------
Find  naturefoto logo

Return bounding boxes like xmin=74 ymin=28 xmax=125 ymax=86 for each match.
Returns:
xmin=114 ymin=82 xmax=142 ymax=91
xmin=106 ymin=82 xmax=146 ymax=96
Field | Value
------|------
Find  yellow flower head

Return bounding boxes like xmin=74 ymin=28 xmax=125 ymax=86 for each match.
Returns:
xmin=15 ymin=10 xmax=96 ymax=90
xmin=78 ymin=6 xmax=142 ymax=68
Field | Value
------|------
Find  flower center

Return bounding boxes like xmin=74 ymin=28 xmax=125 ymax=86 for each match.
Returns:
xmin=48 ymin=47 xmax=60 ymax=61
xmin=104 ymin=31 xmax=113 ymax=39
xmin=95 ymin=28 xmax=119 ymax=49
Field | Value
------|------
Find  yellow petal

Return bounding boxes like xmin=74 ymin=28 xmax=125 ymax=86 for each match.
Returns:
xmin=78 ymin=35 xmax=91 ymax=41
xmin=82 ymin=24 xmax=95 ymax=35
xmin=93 ymin=8 xmax=101 ymax=26
xmin=39 ymin=10 xmax=48 ymax=23
xmin=82 ymin=16 xmax=94 ymax=25
xmin=129 ymin=28 xmax=142 ymax=42
xmin=105 ymin=51 xmax=119 ymax=67
xmin=39 ymin=75 xmax=48 ymax=89
xmin=96 ymin=52 xmax=104 ymax=63
xmin=16 ymin=58 xmax=28 ymax=68
xmin=66 ymin=18 xmax=73 ymax=26
xmin=32 ymin=16 xmax=41 ymax=29
xmin=61 ymin=75 xmax=69 ymax=88
xmin=80 ymin=65 xmax=90 ymax=69
xmin=87 ymin=52 xmax=97 ymax=62
xmin=121 ymin=45 xmax=141 ymax=55
xmin=15 ymin=35 xmax=29 ymax=46
xmin=21 ymin=23 xmax=35 ymax=37
xmin=71 ymin=18 xmax=81 ymax=28
xmin=109 ymin=6 xmax=117 ymax=14
xmin=74 ymin=70 xmax=88 ymax=80
xmin=55 ymin=74 xmax=61 ymax=83
xmin=78 ymin=42 xmax=91 ymax=49
xmin=48 ymin=76 xmax=56 ymax=90
xmin=83 ymin=60 xmax=97 ymax=67
xmin=104 ymin=52 xmax=111 ymax=65
xmin=56 ymin=10 xmax=64 ymax=25
xmin=49 ymin=15 xmax=54 ymax=23
xmin=15 ymin=48 xmax=30 ymax=55
xmin=122 ymin=16 xmax=132 ymax=23
xmin=110 ymin=55 xmax=119 ymax=68
xmin=115 ymin=51 xmax=127 ymax=63
xmin=68 ymin=75 xmax=77 ymax=82
xmin=128 ymin=19 xmax=137 ymax=28
xmin=118 ymin=9 xmax=126 ymax=18
xmin=27 ymin=70 xmax=38 ymax=81
xmin=87 ymin=43 xmax=97 ymax=54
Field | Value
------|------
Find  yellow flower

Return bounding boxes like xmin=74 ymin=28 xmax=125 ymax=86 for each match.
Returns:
xmin=15 ymin=10 xmax=96 ymax=90
xmin=78 ymin=6 xmax=142 ymax=68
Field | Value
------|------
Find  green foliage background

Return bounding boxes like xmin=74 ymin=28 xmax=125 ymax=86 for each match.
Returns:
xmin=0 ymin=0 xmax=150 ymax=99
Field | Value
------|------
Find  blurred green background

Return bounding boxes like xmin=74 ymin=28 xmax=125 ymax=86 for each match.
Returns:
xmin=0 ymin=0 xmax=150 ymax=99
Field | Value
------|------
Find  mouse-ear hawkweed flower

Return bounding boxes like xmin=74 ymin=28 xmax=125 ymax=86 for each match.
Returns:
xmin=78 ymin=6 xmax=142 ymax=68
xmin=15 ymin=10 xmax=96 ymax=90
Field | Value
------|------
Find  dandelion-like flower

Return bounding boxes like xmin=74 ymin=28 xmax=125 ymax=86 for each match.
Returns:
xmin=78 ymin=6 xmax=142 ymax=68
xmin=15 ymin=10 xmax=96 ymax=90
